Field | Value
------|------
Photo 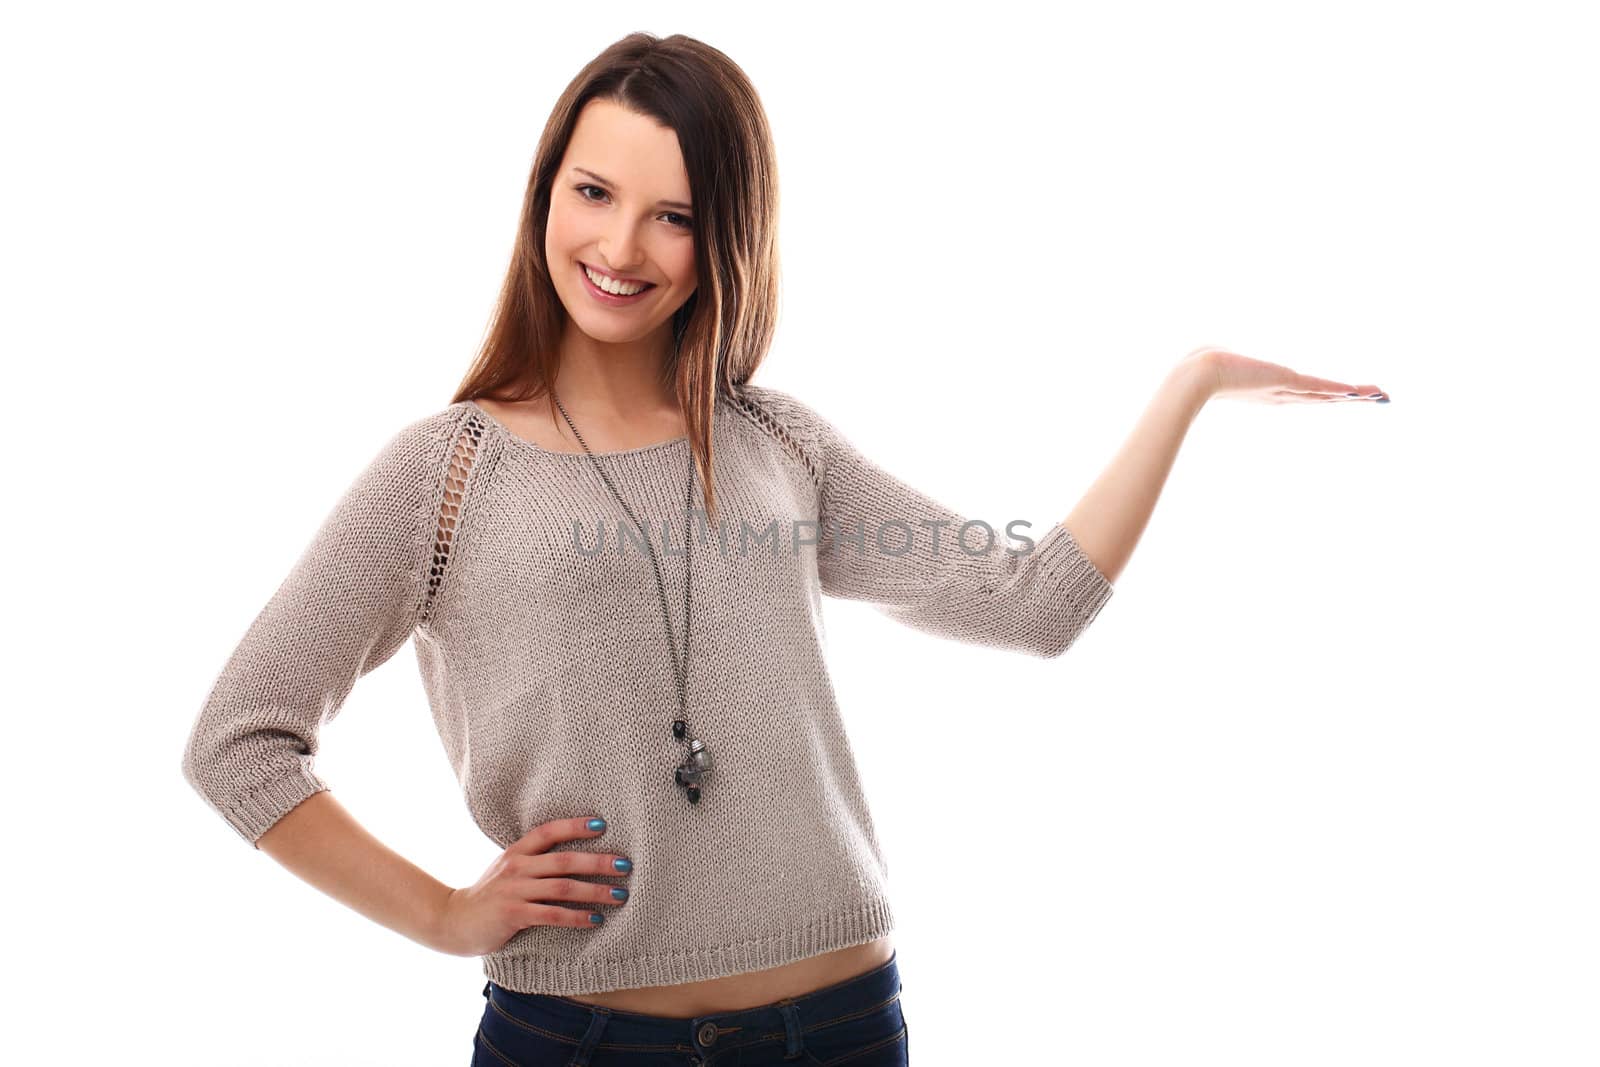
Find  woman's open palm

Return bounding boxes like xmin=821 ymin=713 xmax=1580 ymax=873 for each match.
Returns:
xmin=1184 ymin=346 xmax=1389 ymax=404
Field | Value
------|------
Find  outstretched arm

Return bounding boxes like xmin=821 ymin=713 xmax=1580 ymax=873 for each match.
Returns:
xmin=737 ymin=383 xmax=1116 ymax=658
xmin=1065 ymin=347 xmax=1390 ymax=584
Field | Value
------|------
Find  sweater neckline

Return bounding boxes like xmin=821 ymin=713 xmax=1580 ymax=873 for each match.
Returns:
xmin=462 ymin=399 xmax=692 ymax=460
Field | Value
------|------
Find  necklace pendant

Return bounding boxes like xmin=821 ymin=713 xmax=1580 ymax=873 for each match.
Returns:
xmin=674 ymin=736 xmax=713 ymax=802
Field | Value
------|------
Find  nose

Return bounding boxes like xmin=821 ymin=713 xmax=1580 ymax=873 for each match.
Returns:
xmin=598 ymin=221 xmax=646 ymax=275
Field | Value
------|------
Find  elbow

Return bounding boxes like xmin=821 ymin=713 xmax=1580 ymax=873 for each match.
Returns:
xmin=1034 ymin=635 xmax=1074 ymax=660
xmin=1031 ymin=626 xmax=1086 ymax=660
xmin=179 ymin=730 xmax=231 ymax=832
xmin=179 ymin=717 xmax=326 ymax=848
xmin=1027 ymin=594 xmax=1114 ymax=659
xmin=179 ymin=727 xmax=211 ymax=798
xmin=180 ymin=741 xmax=241 ymax=843
xmin=180 ymin=709 xmax=236 ymax=802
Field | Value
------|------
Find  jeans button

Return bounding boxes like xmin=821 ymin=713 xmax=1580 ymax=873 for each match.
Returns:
xmin=697 ymin=1021 xmax=719 ymax=1046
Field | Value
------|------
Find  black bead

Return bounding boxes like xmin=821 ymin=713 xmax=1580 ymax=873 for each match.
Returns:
xmin=687 ymin=785 xmax=700 ymax=803
xmin=673 ymin=720 xmax=688 ymax=740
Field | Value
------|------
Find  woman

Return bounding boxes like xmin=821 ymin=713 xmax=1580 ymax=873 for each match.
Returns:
xmin=181 ymin=32 xmax=1388 ymax=1065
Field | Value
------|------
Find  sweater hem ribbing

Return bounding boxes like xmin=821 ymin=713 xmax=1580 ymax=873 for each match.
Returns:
xmin=479 ymin=894 xmax=896 ymax=996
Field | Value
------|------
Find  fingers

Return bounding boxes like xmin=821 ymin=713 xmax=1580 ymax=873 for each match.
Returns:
xmin=520 ymin=863 xmax=633 ymax=930
xmin=522 ymin=902 xmax=613 ymax=928
xmin=1197 ymin=344 xmax=1391 ymax=403
xmin=1270 ymin=391 xmax=1341 ymax=402
xmin=508 ymin=821 xmax=633 ymax=880
xmin=526 ymin=875 xmax=630 ymax=909
xmin=1273 ymin=381 xmax=1390 ymax=402
xmin=520 ymin=850 xmax=633 ymax=879
xmin=507 ymin=815 xmax=608 ymax=857
xmin=1284 ymin=371 xmax=1360 ymax=395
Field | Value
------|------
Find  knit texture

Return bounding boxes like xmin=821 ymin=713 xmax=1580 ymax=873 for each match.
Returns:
xmin=181 ymin=383 xmax=1114 ymax=994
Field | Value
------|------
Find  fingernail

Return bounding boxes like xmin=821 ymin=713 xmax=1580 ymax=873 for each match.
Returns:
xmin=589 ymin=912 xmax=605 ymax=924
xmin=587 ymin=818 xmax=606 ymax=832
xmin=611 ymin=887 xmax=629 ymax=901
xmin=1376 ymin=395 xmax=1390 ymax=403
xmin=1345 ymin=392 xmax=1358 ymax=397
xmin=613 ymin=858 xmax=633 ymax=873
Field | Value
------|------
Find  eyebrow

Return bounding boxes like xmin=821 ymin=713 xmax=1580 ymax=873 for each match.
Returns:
xmin=571 ymin=168 xmax=692 ymax=212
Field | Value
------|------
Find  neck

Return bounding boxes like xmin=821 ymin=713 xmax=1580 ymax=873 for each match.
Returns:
xmin=553 ymin=318 xmax=678 ymax=417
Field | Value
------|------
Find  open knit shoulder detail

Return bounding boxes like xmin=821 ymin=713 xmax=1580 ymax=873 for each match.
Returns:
xmin=729 ymin=384 xmax=823 ymax=491
xmin=419 ymin=404 xmax=490 ymax=627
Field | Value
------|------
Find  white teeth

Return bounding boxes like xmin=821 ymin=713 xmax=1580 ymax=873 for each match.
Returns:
xmin=584 ymin=264 xmax=648 ymax=296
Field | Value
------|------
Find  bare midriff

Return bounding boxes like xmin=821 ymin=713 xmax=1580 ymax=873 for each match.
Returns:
xmin=555 ymin=935 xmax=895 ymax=1019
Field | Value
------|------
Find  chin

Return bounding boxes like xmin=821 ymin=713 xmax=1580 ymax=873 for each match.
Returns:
xmin=569 ymin=310 xmax=656 ymax=344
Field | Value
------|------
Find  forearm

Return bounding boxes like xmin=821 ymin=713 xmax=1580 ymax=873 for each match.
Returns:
xmin=255 ymin=789 xmax=455 ymax=954
xmin=1062 ymin=358 xmax=1213 ymax=585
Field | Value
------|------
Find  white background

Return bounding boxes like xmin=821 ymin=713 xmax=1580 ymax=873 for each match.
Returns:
xmin=5 ymin=1 xmax=1596 ymax=1064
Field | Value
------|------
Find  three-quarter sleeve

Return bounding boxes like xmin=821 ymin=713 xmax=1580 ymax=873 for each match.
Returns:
xmin=181 ymin=415 xmax=450 ymax=847
xmin=740 ymin=385 xmax=1114 ymax=659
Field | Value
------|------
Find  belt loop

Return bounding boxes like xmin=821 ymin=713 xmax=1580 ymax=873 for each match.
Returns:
xmin=777 ymin=1000 xmax=804 ymax=1059
xmin=481 ymin=980 xmax=492 ymax=999
xmin=569 ymin=1005 xmax=612 ymax=1066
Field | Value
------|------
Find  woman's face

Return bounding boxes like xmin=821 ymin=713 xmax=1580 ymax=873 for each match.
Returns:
xmin=545 ymin=98 xmax=698 ymax=346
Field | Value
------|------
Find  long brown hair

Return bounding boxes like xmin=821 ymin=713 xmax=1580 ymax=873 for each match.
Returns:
xmin=450 ymin=32 xmax=781 ymax=524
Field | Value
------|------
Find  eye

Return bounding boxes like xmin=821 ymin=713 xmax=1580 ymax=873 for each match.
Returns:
xmin=574 ymin=184 xmax=693 ymax=230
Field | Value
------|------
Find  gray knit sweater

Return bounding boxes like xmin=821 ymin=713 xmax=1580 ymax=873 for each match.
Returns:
xmin=181 ymin=383 xmax=1114 ymax=994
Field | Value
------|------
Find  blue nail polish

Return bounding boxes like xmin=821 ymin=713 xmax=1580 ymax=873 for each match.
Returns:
xmin=1376 ymin=396 xmax=1390 ymax=403
xmin=1345 ymin=392 xmax=1358 ymax=397
xmin=613 ymin=858 xmax=632 ymax=873
xmin=587 ymin=818 xmax=606 ymax=832
xmin=589 ymin=912 xmax=604 ymax=924
xmin=611 ymin=887 xmax=629 ymax=901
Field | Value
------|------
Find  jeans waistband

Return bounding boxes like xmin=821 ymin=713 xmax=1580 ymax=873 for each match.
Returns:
xmin=482 ymin=950 xmax=901 ymax=1057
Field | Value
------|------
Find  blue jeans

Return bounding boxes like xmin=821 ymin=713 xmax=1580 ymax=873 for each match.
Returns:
xmin=472 ymin=951 xmax=909 ymax=1065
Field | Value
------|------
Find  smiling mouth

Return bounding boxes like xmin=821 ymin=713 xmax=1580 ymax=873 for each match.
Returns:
xmin=580 ymin=261 xmax=656 ymax=294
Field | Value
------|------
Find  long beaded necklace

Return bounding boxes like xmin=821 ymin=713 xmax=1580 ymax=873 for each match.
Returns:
xmin=552 ymin=390 xmax=715 ymax=805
